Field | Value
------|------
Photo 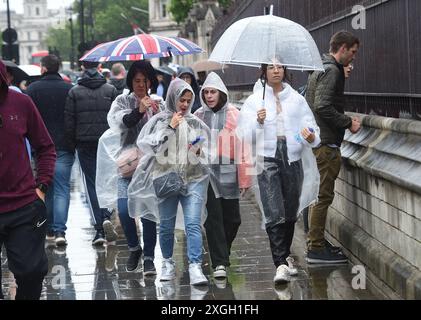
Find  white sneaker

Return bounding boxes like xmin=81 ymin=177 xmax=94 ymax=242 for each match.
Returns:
xmin=189 ymin=263 xmax=208 ymax=286
xmin=160 ymin=258 xmax=176 ymax=281
xmin=213 ymin=265 xmax=227 ymax=279
xmin=275 ymin=285 xmax=292 ymax=300
xmin=190 ymin=285 xmax=209 ymax=300
xmin=214 ymin=278 xmax=227 ymax=289
xmin=274 ymin=264 xmax=290 ymax=284
xmin=103 ymin=220 xmax=118 ymax=242
xmin=286 ymin=257 xmax=298 ymax=276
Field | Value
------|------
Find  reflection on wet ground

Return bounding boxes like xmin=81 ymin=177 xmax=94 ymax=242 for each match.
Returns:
xmin=1 ymin=164 xmax=386 ymax=300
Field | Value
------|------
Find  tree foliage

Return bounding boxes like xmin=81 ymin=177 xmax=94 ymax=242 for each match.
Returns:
xmin=169 ymin=0 xmax=231 ymax=24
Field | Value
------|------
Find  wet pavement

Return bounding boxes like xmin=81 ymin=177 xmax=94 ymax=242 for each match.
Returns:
xmin=1 ymin=165 xmax=387 ymax=300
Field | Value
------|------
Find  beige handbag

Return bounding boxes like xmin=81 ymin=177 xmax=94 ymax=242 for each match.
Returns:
xmin=116 ymin=147 xmax=140 ymax=178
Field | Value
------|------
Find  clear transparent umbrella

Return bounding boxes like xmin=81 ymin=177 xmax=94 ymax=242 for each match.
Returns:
xmin=209 ymin=14 xmax=324 ymax=71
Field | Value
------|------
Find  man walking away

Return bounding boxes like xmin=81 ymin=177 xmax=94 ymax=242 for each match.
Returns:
xmin=305 ymin=31 xmax=361 ymax=264
xmin=0 ymin=59 xmax=56 ymax=299
xmin=65 ymin=61 xmax=118 ymax=245
xmin=109 ymin=63 xmax=127 ymax=96
xmin=27 ymin=54 xmax=74 ymax=247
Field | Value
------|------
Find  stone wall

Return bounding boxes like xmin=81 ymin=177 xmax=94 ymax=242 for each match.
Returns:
xmin=327 ymin=112 xmax=421 ymax=299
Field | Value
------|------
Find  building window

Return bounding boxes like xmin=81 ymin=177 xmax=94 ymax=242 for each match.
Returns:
xmin=161 ymin=0 xmax=168 ymax=18
xmin=27 ymin=32 xmax=31 ymax=40
xmin=39 ymin=32 xmax=43 ymax=40
xmin=36 ymin=7 xmax=40 ymax=16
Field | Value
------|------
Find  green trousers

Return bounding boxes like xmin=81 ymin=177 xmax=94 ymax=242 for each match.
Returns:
xmin=307 ymin=145 xmax=342 ymax=250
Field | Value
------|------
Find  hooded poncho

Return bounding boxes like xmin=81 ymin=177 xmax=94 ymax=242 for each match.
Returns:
xmin=127 ymin=78 xmax=211 ymax=222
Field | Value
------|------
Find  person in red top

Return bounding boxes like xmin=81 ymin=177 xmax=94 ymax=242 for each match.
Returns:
xmin=0 ymin=60 xmax=56 ymax=300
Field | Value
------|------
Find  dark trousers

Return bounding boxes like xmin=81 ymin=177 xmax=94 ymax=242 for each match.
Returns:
xmin=204 ymin=186 xmax=241 ymax=269
xmin=0 ymin=199 xmax=48 ymax=300
xmin=257 ymin=139 xmax=303 ymax=267
xmin=0 ymin=244 xmax=3 ymax=299
xmin=118 ymin=198 xmax=157 ymax=258
xmin=77 ymin=147 xmax=111 ymax=230
xmin=266 ymin=221 xmax=295 ymax=267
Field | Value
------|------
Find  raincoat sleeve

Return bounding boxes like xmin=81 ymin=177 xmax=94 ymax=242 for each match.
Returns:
xmin=237 ymin=94 xmax=262 ymax=141
xmin=297 ymin=95 xmax=321 ymax=148
xmin=107 ymin=94 xmax=137 ymax=132
xmin=96 ymin=129 xmax=121 ymax=209
xmin=137 ymin=117 xmax=176 ymax=157
xmin=226 ymin=106 xmax=253 ymax=189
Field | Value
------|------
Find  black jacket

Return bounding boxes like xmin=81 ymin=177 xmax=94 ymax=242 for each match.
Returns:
xmin=27 ymin=73 xmax=74 ymax=151
xmin=108 ymin=78 xmax=127 ymax=96
xmin=64 ymin=69 xmax=117 ymax=149
xmin=305 ymin=54 xmax=352 ymax=147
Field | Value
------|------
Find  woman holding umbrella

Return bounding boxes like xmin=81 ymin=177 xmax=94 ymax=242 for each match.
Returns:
xmin=238 ymin=60 xmax=320 ymax=284
xmin=97 ymin=61 xmax=161 ymax=274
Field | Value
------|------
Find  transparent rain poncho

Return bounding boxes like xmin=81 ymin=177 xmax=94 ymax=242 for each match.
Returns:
xmin=237 ymin=81 xmax=320 ymax=225
xmin=96 ymin=92 xmax=163 ymax=209
xmin=127 ymin=79 xmax=211 ymax=223
xmin=194 ymin=72 xmax=252 ymax=199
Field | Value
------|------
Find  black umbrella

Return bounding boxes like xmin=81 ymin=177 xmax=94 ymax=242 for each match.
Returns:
xmin=3 ymin=60 xmax=29 ymax=86
xmin=155 ymin=65 xmax=176 ymax=77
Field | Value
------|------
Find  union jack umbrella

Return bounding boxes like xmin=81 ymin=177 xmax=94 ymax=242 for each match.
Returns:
xmin=80 ymin=34 xmax=204 ymax=62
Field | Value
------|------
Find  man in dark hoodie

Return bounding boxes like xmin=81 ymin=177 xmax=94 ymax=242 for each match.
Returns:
xmin=109 ymin=63 xmax=127 ymax=96
xmin=64 ymin=61 xmax=118 ymax=245
xmin=177 ymin=67 xmax=201 ymax=113
xmin=27 ymin=54 xmax=74 ymax=247
xmin=0 ymin=59 xmax=56 ymax=299
xmin=305 ymin=31 xmax=361 ymax=264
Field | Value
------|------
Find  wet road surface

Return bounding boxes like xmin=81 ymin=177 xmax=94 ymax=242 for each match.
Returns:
xmin=1 ymin=165 xmax=387 ymax=300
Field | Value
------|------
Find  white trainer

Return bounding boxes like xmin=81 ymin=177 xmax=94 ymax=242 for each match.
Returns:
xmin=213 ymin=265 xmax=227 ymax=279
xmin=103 ymin=220 xmax=118 ymax=242
xmin=189 ymin=263 xmax=208 ymax=286
xmin=286 ymin=257 xmax=298 ymax=276
xmin=274 ymin=264 xmax=290 ymax=284
xmin=160 ymin=258 xmax=176 ymax=281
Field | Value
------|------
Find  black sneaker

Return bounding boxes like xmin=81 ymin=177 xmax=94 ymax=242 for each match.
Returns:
xmin=92 ymin=230 xmax=106 ymax=246
xmin=55 ymin=232 xmax=67 ymax=246
xmin=306 ymin=247 xmax=348 ymax=264
xmin=325 ymin=241 xmax=342 ymax=254
xmin=126 ymin=249 xmax=142 ymax=272
xmin=143 ymin=259 xmax=157 ymax=276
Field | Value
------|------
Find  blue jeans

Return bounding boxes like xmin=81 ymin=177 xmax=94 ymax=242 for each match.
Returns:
xmin=77 ymin=147 xmax=112 ymax=230
xmin=45 ymin=150 xmax=75 ymax=234
xmin=158 ymin=179 xmax=208 ymax=264
xmin=117 ymin=198 xmax=157 ymax=259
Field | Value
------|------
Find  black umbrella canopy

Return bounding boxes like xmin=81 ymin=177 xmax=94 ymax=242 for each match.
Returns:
xmin=3 ymin=60 xmax=29 ymax=86
xmin=155 ymin=65 xmax=175 ymax=77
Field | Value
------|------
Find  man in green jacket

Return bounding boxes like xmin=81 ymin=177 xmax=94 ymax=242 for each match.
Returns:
xmin=305 ymin=31 xmax=361 ymax=264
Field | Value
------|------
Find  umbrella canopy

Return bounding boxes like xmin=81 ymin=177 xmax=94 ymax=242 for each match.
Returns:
xmin=3 ymin=60 xmax=29 ymax=85
xmin=155 ymin=65 xmax=175 ymax=77
xmin=18 ymin=64 xmax=42 ymax=77
xmin=80 ymin=34 xmax=204 ymax=62
xmin=191 ymin=59 xmax=226 ymax=73
xmin=209 ymin=14 xmax=323 ymax=71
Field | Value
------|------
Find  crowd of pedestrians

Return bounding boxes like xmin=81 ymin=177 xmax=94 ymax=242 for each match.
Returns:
xmin=0 ymin=30 xmax=361 ymax=299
